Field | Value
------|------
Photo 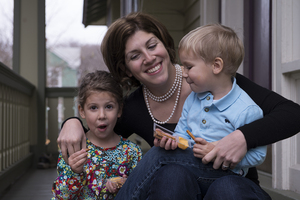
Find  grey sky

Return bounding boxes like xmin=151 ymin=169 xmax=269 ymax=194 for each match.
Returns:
xmin=0 ymin=0 xmax=107 ymax=45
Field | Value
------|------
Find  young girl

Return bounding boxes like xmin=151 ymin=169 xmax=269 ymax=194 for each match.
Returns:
xmin=51 ymin=70 xmax=142 ymax=200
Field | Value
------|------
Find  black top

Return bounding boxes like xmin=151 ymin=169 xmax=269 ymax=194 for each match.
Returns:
xmin=114 ymin=86 xmax=176 ymax=147
xmin=63 ymin=73 xmax=300 ymax=185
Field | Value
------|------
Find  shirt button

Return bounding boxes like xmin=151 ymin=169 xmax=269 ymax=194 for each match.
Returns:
xmin=204 ymin=108 xmax=209 ymax=112
xmin=202 ymin=119 xmax=206 ymax=124
xmin=206 ymin=96 xmax=210 ymax=100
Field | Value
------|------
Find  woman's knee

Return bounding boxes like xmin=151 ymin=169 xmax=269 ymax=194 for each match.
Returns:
xmin=148 ymin=164 xmax=201 ymax=200
xmin=205 ymin=175 xmax=271 ymax=200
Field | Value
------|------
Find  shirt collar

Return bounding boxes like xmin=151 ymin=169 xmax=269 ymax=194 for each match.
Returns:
xmin=196 ymin=77 xmax=242 ymax=111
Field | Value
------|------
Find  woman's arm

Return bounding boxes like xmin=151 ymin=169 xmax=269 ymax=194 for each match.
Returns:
xmin=57 ymin=117 xmax=87 ymax=164
xmin=236 ymin=73 xmax=300 ymax=149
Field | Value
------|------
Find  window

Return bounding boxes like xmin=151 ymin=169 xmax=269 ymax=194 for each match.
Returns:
xmin=0 ymin=0 xmax=13 ymax=69
xmin=46 ymin=0 xmax=107 ymax=87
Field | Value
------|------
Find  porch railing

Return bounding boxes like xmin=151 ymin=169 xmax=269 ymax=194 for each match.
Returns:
xmin=0 ymin=62 xmax=35 ymax=194
xmin=0 ymin=61 xmax=150 ymax=195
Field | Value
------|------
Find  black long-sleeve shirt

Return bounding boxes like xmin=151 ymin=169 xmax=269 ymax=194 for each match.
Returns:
xmin=63 ymin=73 xmax=300 ymax=184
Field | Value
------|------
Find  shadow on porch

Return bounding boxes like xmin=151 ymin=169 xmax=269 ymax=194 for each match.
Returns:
xmin=0 ymin=167 xmax=57 ymax=200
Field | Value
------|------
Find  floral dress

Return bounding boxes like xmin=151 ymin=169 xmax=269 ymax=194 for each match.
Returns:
xmin=51 ymin=136 xmax=142 ymax=200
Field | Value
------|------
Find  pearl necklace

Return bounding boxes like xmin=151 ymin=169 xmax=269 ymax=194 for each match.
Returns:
xmin=144 ymin=64 xmax=182 ymax=124
xmin=144 ymin=64 xmax=181 ymax=102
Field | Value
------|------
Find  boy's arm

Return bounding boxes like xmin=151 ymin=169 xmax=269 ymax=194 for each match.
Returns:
xmin=233 ymin=106 xmax=267 ymax=168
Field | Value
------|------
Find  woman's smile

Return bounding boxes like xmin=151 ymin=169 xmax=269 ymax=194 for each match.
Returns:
xmin=146 ymin=63 xmax=162 ymax=74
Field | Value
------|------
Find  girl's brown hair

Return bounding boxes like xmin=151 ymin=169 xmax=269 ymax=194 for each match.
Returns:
xmin=77 ymin=70 xmax=123 ymax=110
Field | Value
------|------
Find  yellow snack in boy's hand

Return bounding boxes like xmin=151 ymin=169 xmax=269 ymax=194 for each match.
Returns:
xmin=153 ymin=129 xmax=189 ymax=150
xmin=178 ymin=137 xmax=189 ymax=150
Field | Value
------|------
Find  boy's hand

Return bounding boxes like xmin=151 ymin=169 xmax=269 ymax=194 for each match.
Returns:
xmin=153 ymin=129 xmax=178 ymax=150
xmin=193 ymin=138 xmax=215 ymax=159
xmin=69 ymin=149 xmax=88 ymax=174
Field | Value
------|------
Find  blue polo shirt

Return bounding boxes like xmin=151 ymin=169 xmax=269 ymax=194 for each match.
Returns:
xmin=175 ymin=77 xmax=267 ymax=176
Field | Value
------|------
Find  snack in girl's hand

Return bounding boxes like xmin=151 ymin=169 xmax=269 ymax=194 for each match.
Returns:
xmin=109 ymin=177 xmax=126 ymax=188
xmin=153 ymin=123 xmax=192 ymax=150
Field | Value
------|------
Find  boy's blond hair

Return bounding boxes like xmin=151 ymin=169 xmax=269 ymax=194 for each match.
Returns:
xmin=178 ymin=24 xmax=244 ymax=76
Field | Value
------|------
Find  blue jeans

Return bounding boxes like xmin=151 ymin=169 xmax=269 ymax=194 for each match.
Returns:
xmin=115 ymin=147 xmax=271 ymax=200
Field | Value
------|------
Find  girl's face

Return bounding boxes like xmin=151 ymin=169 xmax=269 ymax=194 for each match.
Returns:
xmin=79 ymin=91 xmax=121 ymax=140
xmin=180 ymin=50 xmax=214 ymax=94
xmin=124 ymin=30 xmax=173 ymax=89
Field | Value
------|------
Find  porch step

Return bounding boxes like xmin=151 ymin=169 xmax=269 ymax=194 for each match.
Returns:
xmin=259 ymin=171 xmax=300 ymax=200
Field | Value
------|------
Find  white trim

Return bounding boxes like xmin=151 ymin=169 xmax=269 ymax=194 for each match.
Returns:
xmin=272 ymin=0 xmax=300 ymax=193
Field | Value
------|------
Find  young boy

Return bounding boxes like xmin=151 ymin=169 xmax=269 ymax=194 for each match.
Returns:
xmin=160 ymin=23 xmax=267 ymax=195
xmin=180 ymin=23 xmax=266 ymax=171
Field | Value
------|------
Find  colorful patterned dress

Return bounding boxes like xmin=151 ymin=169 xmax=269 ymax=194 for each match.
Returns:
xmin=51 ymin=136 xmax=142 ymax=200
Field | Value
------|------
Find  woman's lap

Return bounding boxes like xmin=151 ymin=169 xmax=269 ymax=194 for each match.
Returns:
xmin=115 ymin=146 xmax=271 ymax=200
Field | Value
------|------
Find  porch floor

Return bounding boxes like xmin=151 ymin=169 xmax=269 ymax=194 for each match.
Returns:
xmin=1 ymin=167 xmax=300 ymax=200
xmin=0 ymin=167 xmax=57 ymax=200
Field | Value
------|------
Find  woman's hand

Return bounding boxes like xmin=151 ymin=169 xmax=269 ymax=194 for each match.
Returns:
xmin=202 ymin=129 xmax=247 ymax=170
xmin=69 ymin=149 xmax=88 ymax=174
xmin=57 ymin=118 xmax=86 ymax=164
xmin=193 ymin=138 xmax=216 ymax=158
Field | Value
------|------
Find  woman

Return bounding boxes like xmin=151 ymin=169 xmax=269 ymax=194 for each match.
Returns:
xmin=58 ymin=12 xmax=300 ymax=199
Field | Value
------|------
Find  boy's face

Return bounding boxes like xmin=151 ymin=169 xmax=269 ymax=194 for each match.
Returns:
xmin=180 ymin=50 xmax=215 ymax=94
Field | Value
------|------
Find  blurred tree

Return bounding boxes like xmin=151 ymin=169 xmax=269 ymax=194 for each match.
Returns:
xmin=0 ymin=37 xmax=13 ymax=68
xmin=0 ymin=0 xmax=13 ymax=69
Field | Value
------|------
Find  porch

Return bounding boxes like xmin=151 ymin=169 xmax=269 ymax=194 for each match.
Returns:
xmin=1 ymin=59 xmax=300 ymax=199
xmin=1 ymin=0 xmax=300 ymax=199
xmin=1 ymin=166 xmax=300 ymax=200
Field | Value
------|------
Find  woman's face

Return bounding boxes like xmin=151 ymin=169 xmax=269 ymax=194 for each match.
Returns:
xmin=124 ymin=30 xmax=172 ymax=89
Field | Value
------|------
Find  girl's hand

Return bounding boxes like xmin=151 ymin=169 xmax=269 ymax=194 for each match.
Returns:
xmin=202 ymin=129 xmax=247 ymax=170
xmin=106 ymin=180 xmax=118 ymax=194
xmin=193 ymin=138 xmax=215 ymax=159
xmin=69 ymin=149 xmax=88 ymax=174
xmin=106 ymin=175 xmax=127 ymax=193
xmin=57 ymin=118 xmax=87 ymax=164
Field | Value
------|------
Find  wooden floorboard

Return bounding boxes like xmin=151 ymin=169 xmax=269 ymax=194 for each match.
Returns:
xmin=0 ymin=167 xmax=57 ymax=200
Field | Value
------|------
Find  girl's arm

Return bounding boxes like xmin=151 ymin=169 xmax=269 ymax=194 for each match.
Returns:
xmin=52 ymin=153 xmax=86 ymax=199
